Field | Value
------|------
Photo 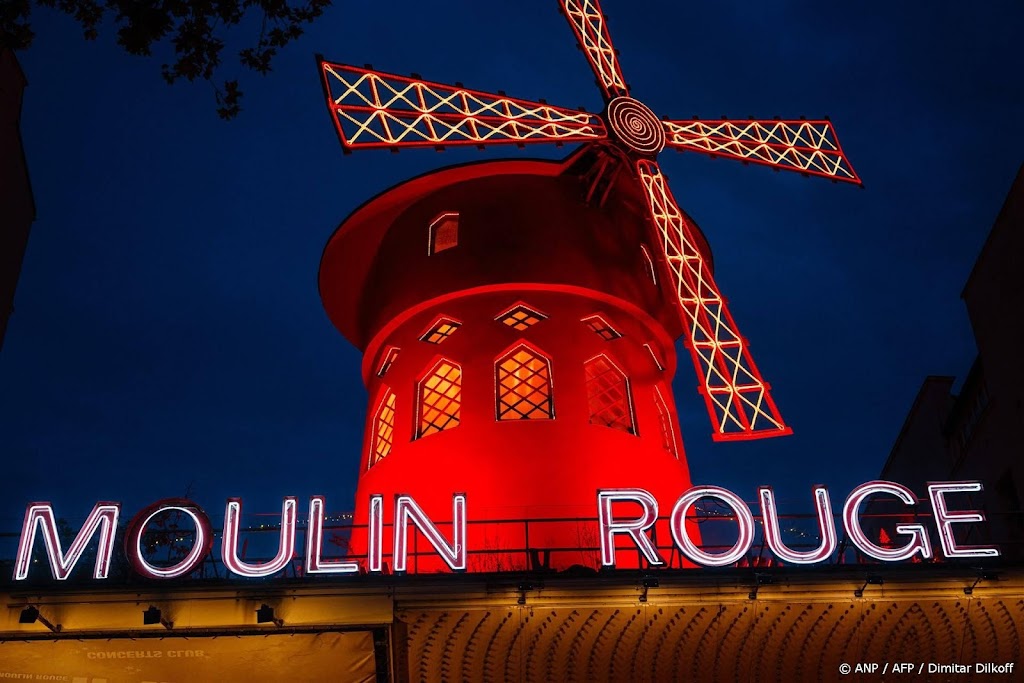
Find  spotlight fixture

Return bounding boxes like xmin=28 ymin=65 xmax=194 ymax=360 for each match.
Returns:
xmin=143 ymin=606 xmax=173 ymax=629
xmin=639 ymin=576 xmax=659 ymax=603
xmin=854 ymin=575 xmax=884 ymax=598
xmin=964 ymin=570 xmax=1000 ymax=596
xmin=256 ymin=603 xmax=284 ymax=627
xmin=19 ymin=605 xmax=61 ymax=632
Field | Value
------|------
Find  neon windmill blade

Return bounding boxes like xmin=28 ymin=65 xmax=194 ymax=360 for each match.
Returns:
xmin=319 ymin=0 xmax=861 ymax=440
xmin=560 ymin=0 xmax=629 ymax=99
xmin=319 ymin=62 xmax=608 ymax=151
xmin=635 ymin=159 xmax=791 ymax=440
xmin=661 ymin=118 xmax=861 ymax=184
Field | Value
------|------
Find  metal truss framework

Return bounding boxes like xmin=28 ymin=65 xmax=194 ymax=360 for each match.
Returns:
xmin=319 ymin=0 xmax=861 ymax=440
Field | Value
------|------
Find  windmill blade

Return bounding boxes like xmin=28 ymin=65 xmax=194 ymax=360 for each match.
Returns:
xmin=320 ymin=61 xmax=607 ymax=150
xmin=662 ymin=118 xmax=861 ymax=184
xmin=635 ymin=159 xmax=793 ymax=441
xmin=559 ymin=0 xmax=629 ymax=100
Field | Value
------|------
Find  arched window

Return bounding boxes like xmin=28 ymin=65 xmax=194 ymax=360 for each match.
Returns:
xmin=417 ymin=359 xmax=462 ymax=438
xmin=640 ymin=245 xmax=657 ymax=285
xmin=429 ymin=212 xmax=459 ymax=254
xmin=369 ymin=388 xmax=397 ymax=468
xmin=584 ymin=355 xmax=635 ymax=434
xmin=496 ymin=344 xmax=554 ymax=420
xmin=653 ymin=386 xmax=678 ymax=457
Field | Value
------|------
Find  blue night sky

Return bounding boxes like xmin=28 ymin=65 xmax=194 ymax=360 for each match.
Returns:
xmin=2 ymin=0 xmax=1023 ymax=528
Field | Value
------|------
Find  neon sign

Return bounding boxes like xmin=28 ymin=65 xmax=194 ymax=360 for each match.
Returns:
xmin=12 ymin=480 xmax=998 ymax=581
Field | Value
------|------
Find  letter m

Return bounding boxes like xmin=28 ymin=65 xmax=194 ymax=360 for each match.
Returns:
xmin=14 ymin=503 xmax=121 ymax=580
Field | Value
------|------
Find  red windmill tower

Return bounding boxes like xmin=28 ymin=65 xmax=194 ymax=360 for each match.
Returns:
xmin=316 ymin=0 xmax=859 ymax=570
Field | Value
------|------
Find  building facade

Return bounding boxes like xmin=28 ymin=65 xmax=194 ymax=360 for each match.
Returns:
xmin=0 ymin=48 xmax=36 ymax=351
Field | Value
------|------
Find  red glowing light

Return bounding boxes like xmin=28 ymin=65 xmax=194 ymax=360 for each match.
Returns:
xmin=317 ymin=0 xmax=861 ymax=439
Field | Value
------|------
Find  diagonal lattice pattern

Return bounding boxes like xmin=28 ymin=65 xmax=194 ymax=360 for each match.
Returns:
xmin=663 ymin=119 xmax=860 ymax=183
xmin=636 ymin=159 xmax=790 ymax=441
xmin=321 ymin=63 xmax=608 ymax=149
xmin=497 ymin=347 xmax=553 ymax=420
xmin=419 ymin=360 xmax=462 ymax=437
xmin=371 ymin=389 xmax=397 ymax=466
xmin=560 ymin=0 xmax=628 ymax=99
xmin=584 ymin=355 xmax=634 ymax=433
xmin=498 ymin=304 xmax=547 ymax=331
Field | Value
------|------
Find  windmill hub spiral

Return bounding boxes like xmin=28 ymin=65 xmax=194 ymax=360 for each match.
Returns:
xmin=606 ymin=96 xmax=665 ymax=155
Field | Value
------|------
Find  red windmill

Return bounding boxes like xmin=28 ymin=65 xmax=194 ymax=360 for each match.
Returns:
xmin=316 ymin=0 xmax=859 ymax=570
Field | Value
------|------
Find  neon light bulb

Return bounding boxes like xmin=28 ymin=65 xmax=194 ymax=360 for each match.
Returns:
xmin=392 ymin=494 xmax=467 ymax=572
xmin=927 ymin=482 xmax=1000 ymax=558
xmin=222 ymin=497 xmax=298 ymax=578
xmin=14 ymin=502 xmax=120 ymax=581
xmin=758 ymin=486 xmax=837 ymax=564
xmin=125 ymin=501 xmax=213 ymax=579
xmin=843 ymin=481 xmax=932 ymax=562
xmin=305 ymin=496 xmax=360 ymax=574
xmin=597 ymin=489 xmax=663 ymax=567
xmin=368 ymin=494 xmax=384 ymax=573
xmin=670 ymin=486 xmax=754 ymax=567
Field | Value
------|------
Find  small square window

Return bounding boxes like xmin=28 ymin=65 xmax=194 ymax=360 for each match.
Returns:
xmin=420 ymin=318 xmax=461 ymax=344
xmin=429 ymin=212 xmax=459 ymax=254
xmin=582 ymin=315 xmax=622 ymax=341
xmin=376 ymin=347 xmax=400 ymax=377
xmin=497 ymin=304 xmax=547 ymax=331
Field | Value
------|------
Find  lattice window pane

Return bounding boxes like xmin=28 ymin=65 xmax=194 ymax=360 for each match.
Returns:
xmin=585 ymin=356 xmax=635 ymax=434
xmin=497 ymin=347 xmax=553 ymax=420
xmin=419 ymin=360 xmax=462 ymax=437
xmin=582 ymin=315 xmax=622 ymax=341
xmin=654 ymin=386 xmax=677 ymax=457
xmin=421 ymin=318 xmax=461 ymax=344
xmin=377 ymin=347 xmax=400 ymax=377
xmin=498 ymin=304 xmax=547 ymax=331
xmin=429 ymin=213 xmax=459 ymax=254
xmin=371 ymin=389 xmax=397 ymax=467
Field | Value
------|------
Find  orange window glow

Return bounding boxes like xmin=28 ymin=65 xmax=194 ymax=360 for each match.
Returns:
xmin=370 ymin=389 xmax=397 ymax=467
xmin=497 ymin=304 xmax=547 ymax=331
xmin=418 ymin=359 xmax=462 ymax=437
xmin=496 ymin=346 xmax=553 ymax=420
xmin=420 ymin=318 xmax=461 ymax=344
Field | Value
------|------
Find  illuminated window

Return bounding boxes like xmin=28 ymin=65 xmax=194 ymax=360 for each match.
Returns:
xmin=585 ymin=355 xmax=635 ymax=434
xmin=496 ymin=345 xmax=553 ymax=420
xmin=418 ymin=359 xmax=462 ymax=437
xmin=370 ymin=389 xmax=397 ymax=467
xmin=640 ymin=245 xmax=657 ymax=284
xmin=376 ymin=346 xmax=400 ymax=377
xmin=497 ymin=303 xmax=547 ymax=331
xmin=420 ymin=317 xmax=461 ymax=344
xmin=644 ymin=343 xmax=665 ymax=371
xmin=582 ymin=314 xmax=621 ymax=341
xmin=429 ymin=212 xmax=459 ymax=254
xmin=653 ymin=386 xmax=677 ymax=457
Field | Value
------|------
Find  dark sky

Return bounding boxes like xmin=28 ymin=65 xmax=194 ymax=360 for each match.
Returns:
xmin=2 ymin=0 xmax=1023 ymax=528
